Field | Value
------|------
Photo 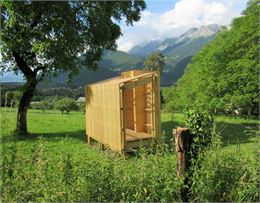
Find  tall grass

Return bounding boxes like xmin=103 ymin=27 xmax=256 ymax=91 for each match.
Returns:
xmin=190 ymin=149 xmax=259 ymax=202
xmin=1 ymin=139 xmax=183 ymax=202
xmin=1 ymin=108 xmax=259 ymax=202
xmin=1 ymin=137 xmax=259 ymax=202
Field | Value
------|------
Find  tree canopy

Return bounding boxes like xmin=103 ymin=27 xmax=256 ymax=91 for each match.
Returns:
xmin=171 ymin=0 xmax=259 ymax=115
xmin=0 ymin=1 xmax=146 ymax=78
xmin=0 ymin=1 xmax=146 ymax=137
xmin=55 ymin=97 xmax=78 ymax=114
xmin=144 ymin=51 xmax=165 ymax=73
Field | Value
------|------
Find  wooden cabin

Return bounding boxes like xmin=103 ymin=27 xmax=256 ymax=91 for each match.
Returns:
xmin=85 ymin=70 xmax=161 ymax=153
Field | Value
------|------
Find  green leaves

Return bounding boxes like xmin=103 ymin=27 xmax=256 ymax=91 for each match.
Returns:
xmin=185 ymin=109 xmax=214 ymax=153
xmin=54 ymin=97 xmax=78 ymax=114
xmin=144 ymin=51 xmax=165 ymax=73
xmin=0 ymin=1 xmax=146 ymax=80
xmin=171 ymin=0 xmax=259 ymax=115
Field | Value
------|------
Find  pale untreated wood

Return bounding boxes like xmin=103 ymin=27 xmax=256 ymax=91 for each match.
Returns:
xmin=85 ymin=70 xmax=161 ymax=153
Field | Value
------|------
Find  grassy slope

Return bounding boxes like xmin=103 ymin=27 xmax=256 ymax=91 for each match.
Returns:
xmin=2 ymin=108 xmax=259 ymax=154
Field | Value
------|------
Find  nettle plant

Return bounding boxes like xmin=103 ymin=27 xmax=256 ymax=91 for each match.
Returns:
xmin=185 ymin=109 xmax=214 ymax=155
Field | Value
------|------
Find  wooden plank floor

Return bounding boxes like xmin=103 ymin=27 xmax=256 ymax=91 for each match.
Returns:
xmin=126 ymin=129 xmax=152 ymax=142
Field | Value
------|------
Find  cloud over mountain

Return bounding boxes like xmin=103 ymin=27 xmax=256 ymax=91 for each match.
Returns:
xmin=117 ymin=0 xmax=247 ymax=51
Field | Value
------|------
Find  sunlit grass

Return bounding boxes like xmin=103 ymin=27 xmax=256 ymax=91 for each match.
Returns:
xmin=1 ymin=108 xmax=259 ymax=202
xmin=1 ymin=108 xmax=259 ymax=155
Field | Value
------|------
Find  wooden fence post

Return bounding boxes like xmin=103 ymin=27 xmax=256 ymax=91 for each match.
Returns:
xmin=173 ymin=127 xmax=193 ymax=202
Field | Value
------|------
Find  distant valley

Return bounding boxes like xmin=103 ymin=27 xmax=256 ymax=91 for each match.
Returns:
xmin=1 ymin=24 xmax=223 ymax=86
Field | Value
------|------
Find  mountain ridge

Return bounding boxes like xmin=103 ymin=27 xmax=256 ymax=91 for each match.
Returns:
xmin=128 ymin=24 xmax=223 ymax=56
xmin=1 ymin=24 xmax=223 ymax=86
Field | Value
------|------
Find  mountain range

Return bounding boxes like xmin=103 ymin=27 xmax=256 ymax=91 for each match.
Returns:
xmin=0 ymin=24 xmax=223 ymax=86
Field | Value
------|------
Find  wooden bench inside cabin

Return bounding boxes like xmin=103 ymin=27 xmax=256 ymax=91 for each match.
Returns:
xmin=125 ymin=129 xmax=153 ymax=142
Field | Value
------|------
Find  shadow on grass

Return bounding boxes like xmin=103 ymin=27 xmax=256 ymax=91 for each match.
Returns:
xmin=161 ymin=119 xmax=259 ymax=147
xmin=161 ymin=120 xmax=183 ymax=143
xmin=2 ymin=130 xmax=86 ymax=144
xmin=29 ymin=130 xmax=86 ymax=142
xmin=217 ymin=122 xmax=259 ymax=146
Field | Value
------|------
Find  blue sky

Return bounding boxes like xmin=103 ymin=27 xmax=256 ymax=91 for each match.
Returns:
xmin=117 ymin=0 xmax=248 ymax=51
xmin=145 ymin=0 xmax=178 ymax=13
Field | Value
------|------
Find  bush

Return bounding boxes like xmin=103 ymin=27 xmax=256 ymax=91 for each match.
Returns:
xmin=190 ymin=149 xmax=259 ymax=202
xmin=185 ymin=109 xmax=214 ymax=154
xmin=54 ymin=97 xmax=78 ymax=114
xmin=30 ymin=100 xmax=52 ymax=113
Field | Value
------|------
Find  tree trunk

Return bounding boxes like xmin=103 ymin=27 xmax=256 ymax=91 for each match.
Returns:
xmin=12 ymin=51 xmax=40 ymax=139
xmin=16 ymin=78 xmax=37 ymax=138
xmin=247 ymin=102 xmax=255 ymax=115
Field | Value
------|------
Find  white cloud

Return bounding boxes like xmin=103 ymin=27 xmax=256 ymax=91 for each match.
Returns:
xmin=117 ymin=0 xmax=247 ymax=52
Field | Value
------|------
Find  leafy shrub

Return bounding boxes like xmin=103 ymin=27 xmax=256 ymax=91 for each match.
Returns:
xmin=190 ymin=149 xmax=259 ymax=202
xmin=54 ymin=97 xmax=79 ymax=114
xmin=185 ymin=109 xmax=214 ymax=154
xmin=30 ymin=100 xmax=52 ymax=113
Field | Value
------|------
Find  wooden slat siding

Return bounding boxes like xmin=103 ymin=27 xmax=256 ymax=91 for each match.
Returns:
xmin=86 ymin=70 xmax=161 ymax=152
xmin=132 ymin=70 xmax=149 ymax=76
xmin=85 ymin=86 xmax=90 ymax=143
xmin=119 ymin=72 xmax=155 ymax=85
xmin=121 ymin=77 xmax=153 ymax=90
xmin=126 ymin=129 xmax=152 ymax=141
xmin=155 ymin=71 xmax=161 ymax=142
xmin=135 ymin=85 xmax=145 ymax=132
xmin=153 ymin=76 xmax=156 ymax=137
xmin=133 ymin=85 xmax=137 ymax=132
xmin=124 ymin=88 xmax=134 ymax=130
xmin=154 ymin=74 xmax=159 ymax=141
xmin=122 ymin=87 xmax=126 ymax=153
xmin=119 ymin=87 xmax=125 ymax=153
xmin=126 ymin=139 xmax=152 ymax=149
xmin=145 ymin=82 xmax=152 ymax=134
xmin=121 ymin=70 xmax=149 ymax=78
xmin=151 ymin=76 xmax=155 ymax=138
xmin=85 ymin=82 xmax=121 ymax=152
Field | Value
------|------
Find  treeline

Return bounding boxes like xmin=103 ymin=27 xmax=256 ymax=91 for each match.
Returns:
xmin=30 ymin=97 xmax=85 ymax=114
xmin=1 ymin=84 xmax=84 ymax=107
xmin=165 ymin=0 xmax=259 ymax=116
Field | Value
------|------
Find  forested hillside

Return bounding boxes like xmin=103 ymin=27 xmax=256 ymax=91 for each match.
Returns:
xmin=1 ymin=25 xmax=221 ymax=86
xmin=168 ymin=0 xmax=259 ymax=115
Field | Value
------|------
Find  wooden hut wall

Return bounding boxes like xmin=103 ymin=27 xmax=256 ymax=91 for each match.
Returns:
xmin=121 ymin=72 xmax=160 ymax=139
xmin=144 ymin=82 xmax=153 ymax=134
xmin=85 ymin=83 xmax=121 ymax=151
xmin=154 ymin=72 xmax=161 ymax=140
xmin=123 ymin=88 xmax=134 ymax=130
xmin=134 ymin=85 xmax=146 ymax=132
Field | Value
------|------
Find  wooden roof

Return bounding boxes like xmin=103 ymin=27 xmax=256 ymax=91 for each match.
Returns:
xmin=87 ymin=70 xmax=156 ymax=87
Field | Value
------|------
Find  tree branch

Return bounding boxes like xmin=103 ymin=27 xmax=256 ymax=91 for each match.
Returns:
xmin=34 ymin=66 xmax=45 ymax=73
xmin=30 ymin=11 xmax=43 ymax=29
xmin=12 ymin=51 xmax=35 ymax=78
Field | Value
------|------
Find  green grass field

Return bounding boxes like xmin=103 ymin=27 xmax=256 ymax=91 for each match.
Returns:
xmin=1 ymin=108 xmax=259 ymax=154
xmin=1 ymin=108 xmax=259 ymax=202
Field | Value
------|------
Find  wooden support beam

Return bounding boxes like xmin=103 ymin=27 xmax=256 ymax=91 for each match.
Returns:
xmin=155 ymin=72 xmax=161 ymax=142
xmin=120 ymin=88 xmax=126 ymax=153
xmin=87 ymin=135 xmax=91 ymax=144
xmin=121 ymin=77 xmax=153 ymax=90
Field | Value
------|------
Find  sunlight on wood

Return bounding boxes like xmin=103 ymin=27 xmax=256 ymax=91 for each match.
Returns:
xmin=85 ymin=70 xmax=161 ymax=153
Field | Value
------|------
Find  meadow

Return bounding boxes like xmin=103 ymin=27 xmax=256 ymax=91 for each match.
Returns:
xmin=1 ymin=108 xmax=259 ymax=202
